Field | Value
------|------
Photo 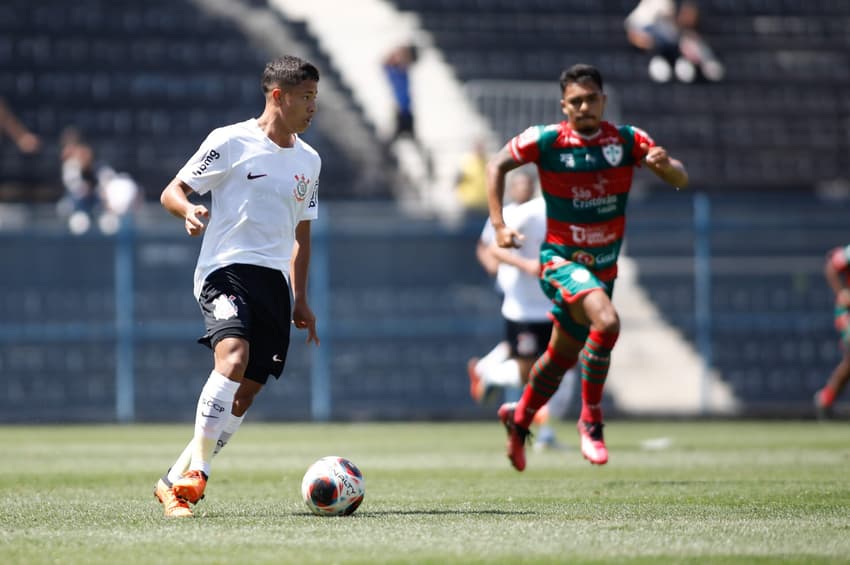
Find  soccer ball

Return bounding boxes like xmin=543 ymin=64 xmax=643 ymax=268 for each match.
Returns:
xmin=301 ymin=456 xmax=365 ymax=516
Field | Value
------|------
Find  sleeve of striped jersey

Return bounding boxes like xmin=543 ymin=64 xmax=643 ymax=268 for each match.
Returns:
xmin=176 ymin=128 xmax=231 ymax=195
xmin=829 ymin=246 xmax=850 ymax=271
xmin=508 ymin=125 xmax=545 ymax=164
xmin=627 ymin=125 xmax=655 ymax=164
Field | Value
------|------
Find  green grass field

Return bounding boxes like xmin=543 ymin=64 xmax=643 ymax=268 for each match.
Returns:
xmin=1 ymin=421 xmax=848 ymax=564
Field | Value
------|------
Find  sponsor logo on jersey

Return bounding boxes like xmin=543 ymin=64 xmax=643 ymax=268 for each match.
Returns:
xmin=602 ymin=143 xmax=623 ymax=166
xmin=212 ymin=294 xmax=238 ymax=320
xmin=568 ymin=224 xmax=619 ymax=246
xmin=192 ymin=149 xmax=220 ymax=176
xmin=595 ymin=250 xmax=617 ymax=265
xmin=293 ymin=174 xmax=311 ymax=202
xmin=571 ymin=250 xmax=595 ymax=266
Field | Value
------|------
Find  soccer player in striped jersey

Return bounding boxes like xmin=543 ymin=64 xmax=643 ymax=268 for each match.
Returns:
xmin=814 ymin=245 xmax=850 ymax=419
xmin=487 ymin=64 xmax=689 ymax=470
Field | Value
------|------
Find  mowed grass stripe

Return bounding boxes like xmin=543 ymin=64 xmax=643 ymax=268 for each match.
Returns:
xmin=0 ymin=421 xmax=848 ymax=564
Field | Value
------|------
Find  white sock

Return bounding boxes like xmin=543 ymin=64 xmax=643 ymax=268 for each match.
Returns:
xmin=480 ymin=358 xmax=521 ymax=388
xmin=165 ymin=441 xmax=193 ymax=486
xmin=188 ymin=370 xmax=240 ymax=477
xmin=476 ymin=341 xmax=511 ymax=375
xmin=213 ymin=412 xmax=245 ymax=456
xmin=165 ymin=411 xmax=246 ymax=485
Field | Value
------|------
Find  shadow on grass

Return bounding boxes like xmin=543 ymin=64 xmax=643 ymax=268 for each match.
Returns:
xmin=357 ymin=509 xmax=536 ymax=517
xmin=194 ymin=508 xmax=537 ymax=519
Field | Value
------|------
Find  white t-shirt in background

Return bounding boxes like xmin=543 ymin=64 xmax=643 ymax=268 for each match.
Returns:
xmin=480 ymin=197 xmax=551 ymax=322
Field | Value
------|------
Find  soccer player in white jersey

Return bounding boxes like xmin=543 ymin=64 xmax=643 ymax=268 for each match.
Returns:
xmin=153 ymin=55 xmax=321 ymax=518
xmin=468 ymin=171 xmax=577 ymax=451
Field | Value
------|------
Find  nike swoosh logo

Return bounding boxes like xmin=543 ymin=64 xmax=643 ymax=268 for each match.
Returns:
xmin=201 ymin=413 xmax=219 ymax=419
xmin=247 ymin=172 xmax=267 ymax=180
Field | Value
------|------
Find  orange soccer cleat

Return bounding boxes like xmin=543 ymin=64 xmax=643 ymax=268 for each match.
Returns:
xmin=154 ymin=479 xmax=193 ymax=518
xmin=172 ymin=470 xmax=208 ymax=504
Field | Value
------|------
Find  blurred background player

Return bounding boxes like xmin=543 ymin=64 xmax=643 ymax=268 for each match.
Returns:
xmin=487 ymin=63 xmax=689 ymax=471
xmin=814 ymin=245 xmax=850 ymax=419
xmin=468 ymin=169 xmax=576 ymax=451
xmin=154 ymin=55 xmax=321 ymax=518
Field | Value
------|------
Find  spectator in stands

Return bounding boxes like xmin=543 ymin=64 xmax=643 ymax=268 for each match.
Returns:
xmin=384 ymin=43 xmax=418 ymax=140
xmin=59 ymin=127 xmax=108 ymax=234
xmin=383 ymin=43 xmax=433 ymax=179
xmin=468 ymin=169 xmax=576 ymax=451
xmin=0 ymin=97 xmax=41 ymax=154
xmin=153 ymin=55 xmax=321 ymax=519
xmin=454 ymin=139 xmax=490 ymax=219
xmin=814 ymin=245 xmax=850 ymax=419
xmin=624 ymin=0 xmax=724 ymax=83
xmin=487 ymin=63 xmax=688 ymax=471
xmin=58 ymin=127 xmax=140 ymax=235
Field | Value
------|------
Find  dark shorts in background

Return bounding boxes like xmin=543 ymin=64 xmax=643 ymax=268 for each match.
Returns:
xmin=197 ymin=263 xmax=292 ymax=385
xmin=505 ymin=319 xmax=552 ymax=359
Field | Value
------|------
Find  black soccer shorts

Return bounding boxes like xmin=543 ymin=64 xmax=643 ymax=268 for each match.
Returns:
xmin=505 ymin=319 xmax=553 ymax=359
xmin=197 ymin=263 xmax=292 ymax=384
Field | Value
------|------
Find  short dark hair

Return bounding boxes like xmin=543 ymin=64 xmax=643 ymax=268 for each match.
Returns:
xmin=262 ymin=55 xmax=320 ymax=93
xmin=559 ymin=64 xmax=603 ymax=93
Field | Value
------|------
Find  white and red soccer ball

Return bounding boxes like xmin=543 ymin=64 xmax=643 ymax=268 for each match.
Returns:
xmin=301 ymin=456 xmax=365 ymax=516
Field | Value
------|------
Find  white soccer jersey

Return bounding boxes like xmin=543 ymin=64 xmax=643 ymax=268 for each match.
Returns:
xmin=176 ymin=118 xmax=320 ymax=298
xmin=480 ymin=197 xmax=551 ymax=322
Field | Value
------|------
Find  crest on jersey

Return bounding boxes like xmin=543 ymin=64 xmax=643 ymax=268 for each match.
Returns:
xmin=212 ymin=294 xmax=238 ymax=320
xmin=601 ymin=143 xmax=623 ymax=166
xmin=293 ymin=174 xmax=311 ymax=202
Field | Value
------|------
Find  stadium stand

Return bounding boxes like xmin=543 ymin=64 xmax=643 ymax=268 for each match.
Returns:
xmin=384 ymin=0 xmax=850 ymax=414
xmin=0 ymin=0 xmax=395 ymax=202
xmin=390 ymin=0 xmax=850 ymax=193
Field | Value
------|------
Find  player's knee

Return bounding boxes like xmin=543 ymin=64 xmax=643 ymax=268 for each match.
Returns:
xmin=214 ymin=338 xmax=250 ymax=376
xmin=594 ymin=308 xmax=620 ymax=336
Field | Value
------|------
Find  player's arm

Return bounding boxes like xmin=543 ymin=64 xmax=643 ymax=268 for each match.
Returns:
xmin=488 ymin=244 xmax=540 ymax=276
xmin=641 ymin=143 xmax=689 ymax=189
xmin=160 ymin=178 xmax=209 ymax=236
xmin=476 ymin=239 xmax=500 ymax=277
xmin=291 ymin=220 xmax=319 ymax=345
xmin=825 ymin=248 xmax=850 ymax=306
xmin=486 ymin=144 xmax=524 ymax=248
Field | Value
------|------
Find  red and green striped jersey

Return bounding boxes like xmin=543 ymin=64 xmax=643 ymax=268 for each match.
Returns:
xmin=829 ymin=245 xmax=850 ymax=287
xmin=509 ymin=120 xmax=654 ymax=282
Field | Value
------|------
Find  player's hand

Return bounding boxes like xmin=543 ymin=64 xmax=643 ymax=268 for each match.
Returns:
xmin=495 ymin=225 xmax=524 ymax=249
xmin=293 ymin=301 xmax=320 ymax=346
xmin=185 ymin=205 xmax=209 ymax=236
xmin=837 ymin=289 xmax=850 ymax=308
xmin=641 ymin=143 xmax=672 ymax=172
